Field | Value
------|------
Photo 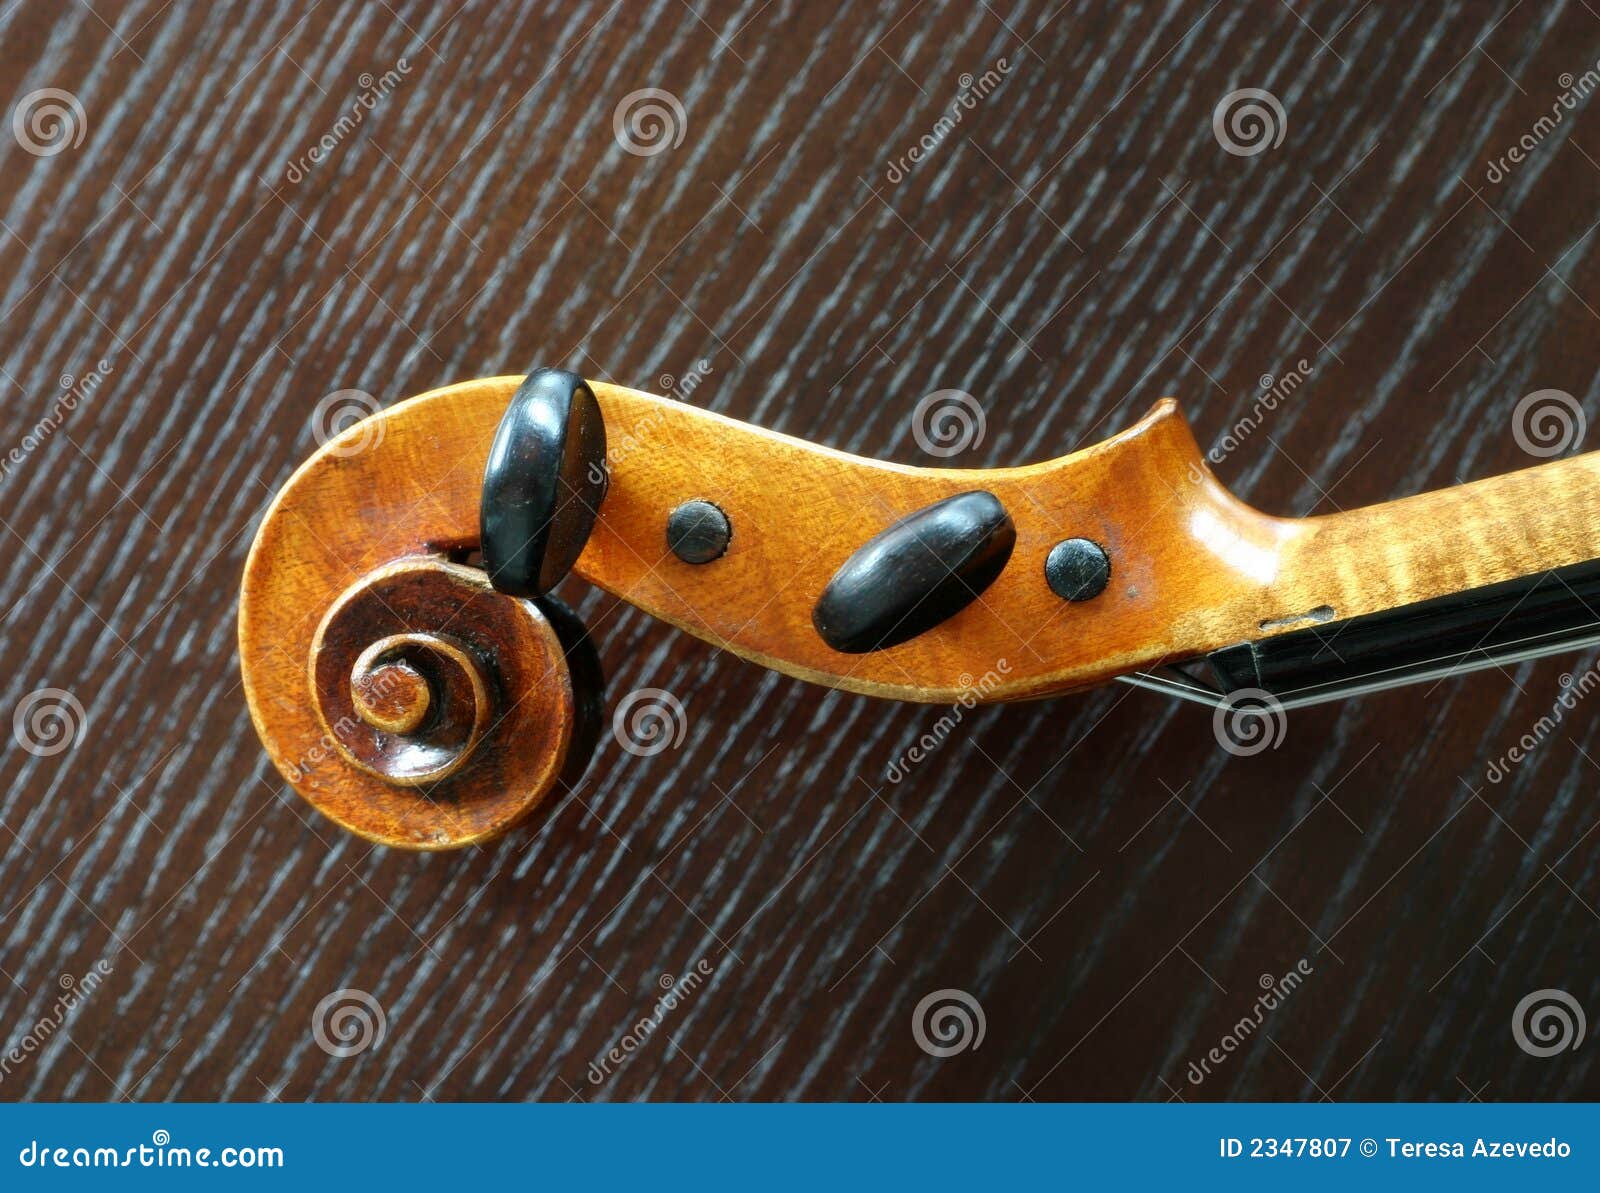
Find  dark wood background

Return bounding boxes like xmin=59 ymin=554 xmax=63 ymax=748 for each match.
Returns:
xmin=1 ymin=0 xmax=1597 ymax=1102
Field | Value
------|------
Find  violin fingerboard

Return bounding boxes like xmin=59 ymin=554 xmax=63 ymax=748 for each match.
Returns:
xmin=1205 ymin=556 xmax=1600 ymax=709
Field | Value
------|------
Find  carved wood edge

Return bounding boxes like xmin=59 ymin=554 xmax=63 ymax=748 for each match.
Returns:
xmin=239 ymin=375 xmax=1600 ymax=846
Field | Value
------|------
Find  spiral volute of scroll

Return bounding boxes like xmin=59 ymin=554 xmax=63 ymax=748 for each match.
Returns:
xmin=311 ymin=564 xmax=514 ymax=787
xmin=282 ymin=555 xmax=604 ymax=849
xmin=344 ymin=632 xmax=491 ymax=784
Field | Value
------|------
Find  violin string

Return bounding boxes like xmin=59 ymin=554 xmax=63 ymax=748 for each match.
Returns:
xmin=1118 ymin=618 xmax=1600 ymax=712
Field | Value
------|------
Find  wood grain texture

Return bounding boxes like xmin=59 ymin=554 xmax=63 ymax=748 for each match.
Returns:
xmin=3 ymin=0 xmax=1600 ymax=1102
xmin=246 ymin=372 xmax=1600 ymax=736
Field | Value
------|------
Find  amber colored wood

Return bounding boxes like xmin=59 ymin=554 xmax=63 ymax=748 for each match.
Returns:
xmin=573 ymin=377 xmax=1600 ymax=697
xmin=243 ymin=551 xmax=580 ymax=849
xmin=240 ymin=373 xmax=1600 ymax=846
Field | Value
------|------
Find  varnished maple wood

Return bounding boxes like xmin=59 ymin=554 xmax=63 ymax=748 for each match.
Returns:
xmin=246 ymin=553 xmax=581 ymax=849
xmin=241 ymin=373 xmax=1600 ymax=846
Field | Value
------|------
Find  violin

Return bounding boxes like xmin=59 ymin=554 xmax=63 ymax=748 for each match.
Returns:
xmin=239 ymin=370 xmax=1600 ymax=849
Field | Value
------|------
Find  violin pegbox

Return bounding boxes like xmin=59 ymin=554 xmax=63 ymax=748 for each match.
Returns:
xmin=242 ymin=374 xmax=1205 ymax=849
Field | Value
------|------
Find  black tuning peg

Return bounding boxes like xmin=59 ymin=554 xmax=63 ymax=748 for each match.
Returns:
xmin=812 ymin=491 xmax=1015 ymax=653
xmin=480 ymin=369 xmax=608 ymax=598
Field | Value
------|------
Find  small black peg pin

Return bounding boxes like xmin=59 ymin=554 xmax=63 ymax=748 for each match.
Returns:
xmin=1044 ymin=538 xmax=1110 ymax=602
xmin=667 ymin=500 xmax=732 ymax=564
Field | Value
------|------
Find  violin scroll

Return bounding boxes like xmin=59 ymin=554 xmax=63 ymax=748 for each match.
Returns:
xmin=290 ymin=556 xmax=600 ymax=849
xmin=239 ymin=385 xmax=606 ymax=851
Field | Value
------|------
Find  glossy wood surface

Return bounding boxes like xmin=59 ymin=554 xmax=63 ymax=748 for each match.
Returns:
xmin=244 ymin=374 xmax=1600 ymax=714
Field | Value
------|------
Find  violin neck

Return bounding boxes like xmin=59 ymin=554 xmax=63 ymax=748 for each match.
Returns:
xmin=1130 ymin=447 xmax=1600 ymax=710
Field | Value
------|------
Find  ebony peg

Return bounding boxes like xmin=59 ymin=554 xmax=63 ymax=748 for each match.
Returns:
xmin=480 ymin=369 xmax=608 ymax=598
xmin=812 ymin=491 xmax=1015 ymax=654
